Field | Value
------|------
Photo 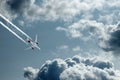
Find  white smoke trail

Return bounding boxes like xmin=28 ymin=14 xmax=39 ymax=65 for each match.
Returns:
xmin=0 ymin=21 xmax=27 ymax=44
xmin=0 ymin=14 xmax=31 ymax=39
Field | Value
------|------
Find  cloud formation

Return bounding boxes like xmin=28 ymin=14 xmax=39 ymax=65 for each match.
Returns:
xmin=24 ymin=56 xmax=120 ymax=80
xmin=0 ymin=0 xmax=120 ymax=22
xmin=57 ymin=20 xmax=120 ymax=55
xmin=56 ymin=19 xmax=106 ymax=41
xmin=99 ymin=22 xmax=120 ymax=55
xmin=0 ymin=0 xmax=38 ymax=21
xmin=24 ymin=67 xmax=39 ymax=80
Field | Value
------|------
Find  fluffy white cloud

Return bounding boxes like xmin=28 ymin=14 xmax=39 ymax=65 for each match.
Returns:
xmin=72 ymin=46 xmax=81 ymax=52
xmin=24 ymin=67 xmax=39 ymax=80
xmin=56 ymin=19 xmax=107 ymax=41
xmin=24 ymin=55 xmax=120 ymax=80
xmin=60 ymin=65 xmax=119 ymax=80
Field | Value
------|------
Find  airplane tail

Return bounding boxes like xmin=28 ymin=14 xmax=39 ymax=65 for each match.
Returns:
xmin=35 ymin=34 xmax=37 ymax=42
xmin=35 ymin=34 xmax=38 ymax=45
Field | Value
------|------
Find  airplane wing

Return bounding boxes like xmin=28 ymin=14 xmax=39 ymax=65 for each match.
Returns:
xmin=36 ymin=46 xmax=40 ymax=50
xmin=25 ymin=47 xmax=32 ymax=50
xmin=35 ymin=34 xmax=38 ymax=42
xmin=25 ymin=45 xmax=40 ymax=50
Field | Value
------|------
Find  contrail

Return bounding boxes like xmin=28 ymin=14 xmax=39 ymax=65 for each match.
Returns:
xmin=0 ymin=14 xmax=31 ymax=39
xmin=0 ymin=21 xmax=27 ymax=44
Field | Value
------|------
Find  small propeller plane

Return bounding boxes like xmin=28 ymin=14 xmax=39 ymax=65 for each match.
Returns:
xmin=26 ymin=34 xmax=40 ymax=50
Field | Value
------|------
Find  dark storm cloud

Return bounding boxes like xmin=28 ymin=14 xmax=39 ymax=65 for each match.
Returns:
xmin=24 ymin=55 xmax=120 ymax=80
xmin=6 ymin=0 xmax=32 ymax=13
xmin=100 ymin=23 xmax=120 ymax=55
xmin=108 ymin=30 xmax=120 ymax=50
xmin=6 ymin=0 xmax=24 ymax=11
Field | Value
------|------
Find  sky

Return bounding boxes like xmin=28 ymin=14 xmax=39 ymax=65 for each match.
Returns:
xmin=0 ymin=0 xmax=120 ymax=80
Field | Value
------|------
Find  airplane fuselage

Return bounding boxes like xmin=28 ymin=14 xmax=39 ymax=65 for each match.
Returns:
xmin=26 ymin=34 xmax=40 ymax=50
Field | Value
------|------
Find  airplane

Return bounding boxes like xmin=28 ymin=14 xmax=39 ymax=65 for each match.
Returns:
xmin=26 ymin=34 xmax=40 ymax=50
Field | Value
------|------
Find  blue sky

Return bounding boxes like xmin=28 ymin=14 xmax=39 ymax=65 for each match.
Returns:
xmin=0 ymin=0 xmax=120 ymax=80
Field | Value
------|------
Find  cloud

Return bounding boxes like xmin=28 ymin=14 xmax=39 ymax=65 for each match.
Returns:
xmin=0 ymin=0 xmax=17 ymax=20
xmin=72 ymin=46 xmax=81 ymax=52
xmin=24 ymin=67 xmax=39 ymax=80
xmin=56 ymin=19 xmax=106 ymax=41
xmin=99 ymin=22 xmax=120 ymax=55
xmin=0 ymin=0 xmax=38 ymax=21
xmin=57 ymin=45 xmax=69 ymax=50
xmin=0 ymin=0 xmax=120 ymax=22
xmin=6 ymin=0 xmax=32 ymax=13
xmin=57 ymin=19 xmax=120 ymax=55
xmin=60 ymin=65 xmax=118 ymax=80
xmin=1 ymin=0 xmax=83 ymax=21
xmin=24 ymin=55 xmax=120 ymax=80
